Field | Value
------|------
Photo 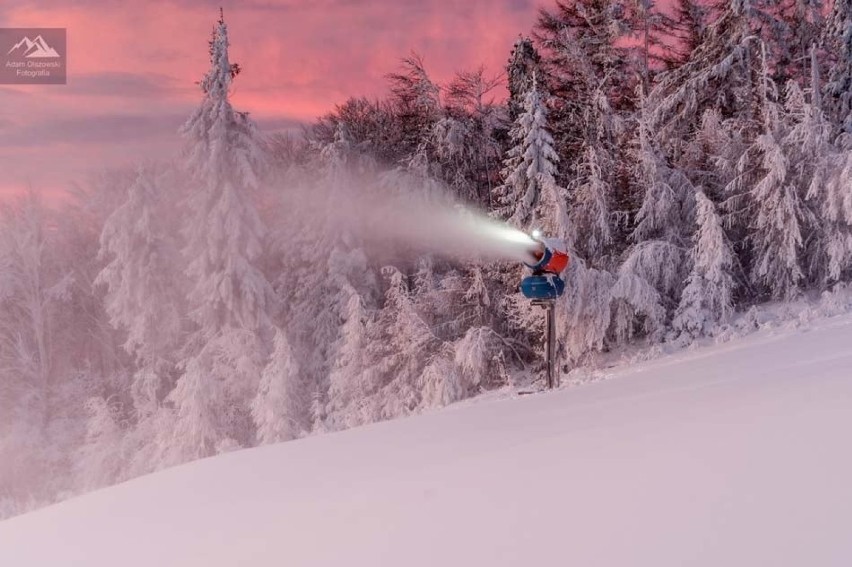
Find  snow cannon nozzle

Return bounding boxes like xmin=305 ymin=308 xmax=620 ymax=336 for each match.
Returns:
xmin=520 ymin=234 xmax=569 ymax=302
xmin=522 ymin=235 xmax=569 ymax=276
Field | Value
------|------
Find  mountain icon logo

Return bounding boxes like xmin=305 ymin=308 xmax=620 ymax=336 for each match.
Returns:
xmin=7 ymin=35 xmax=60 ymax=58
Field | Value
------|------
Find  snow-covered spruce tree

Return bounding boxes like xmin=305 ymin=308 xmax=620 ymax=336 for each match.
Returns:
xmin=749 ymin=56 xmax=806 ymax=300
xmin=324 ymin=285 xmax=370 ymax=431
xmin=95 ymin=164 xmax=183 ymax=418
xmin=414 ymin=262 xmax=510 ymax=403
xmin=567 ymin=103 xmax=616 ymax=265
xmin=278 ymin=129 xmax=349 ymax=417
xmin=780 ymin=80 xmax=838 ymax=285
xmin=168 ymin=12 xmax=273 ymax=462
xmin=622 ymin=86 xmax=691 ymax=320
xmin=181 ymin=12 xmax=270 ymax=336
xmin=251 ymin=328 xmax=305 ymax=444
xmin=673 ymin=189 xmax=736 ymax=338
xmin=534 ymin=0 xmax=633 ymax=116
xmin=534 ymin=0 xmax=631 ymax=223
xmin=632 ymin=88 xmax=689 ymax=245
xmin=810 ymin=147 xmax=852 ymax=283
xmin=556 ymin=257 xmax=615 ymax=364
xmin=353 ymin=267 xmax=440 ymax=426
xmin=507 ymin=37 xmax=542 ymax=122
xmin=806 ymin=71 xmax=852 ymax=284
xmin=649 ymin=2 xmax=795 ymax=295
xmin=494 ymin=75 xmax=567 ymax=368
xmin=649 ymin=0 xmax=774 ymax=150
xmin=495 ymin=76 xmax=567 ymax=237
xmin=608 ymin=265 xmax=666 ymax=344
xmin=449 ymin=326 xmax=509 ymax=399
xmin=315 ymin=123 xmax=378 ymax=431
xmin=825 ymin=0 xmax=852 ymax=134
xmin=612 ymin=86 xmax=682 ymax=343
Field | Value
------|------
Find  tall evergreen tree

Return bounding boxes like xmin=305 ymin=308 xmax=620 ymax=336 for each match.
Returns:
xmin=169 ymin=11 xmax=273 ymax=461
xmin=495 ymin=77 xmax=566 ymax=237
xmin=181 ymin=12 xmax=271 ymax=336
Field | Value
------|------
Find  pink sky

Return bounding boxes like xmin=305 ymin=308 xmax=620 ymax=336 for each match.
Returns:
xmin=0 ymin=0 xmax=540 ymax=199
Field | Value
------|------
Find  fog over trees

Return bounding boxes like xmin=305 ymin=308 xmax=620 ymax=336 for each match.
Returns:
xmin=3 ymin=0 xmax=852 ymax=517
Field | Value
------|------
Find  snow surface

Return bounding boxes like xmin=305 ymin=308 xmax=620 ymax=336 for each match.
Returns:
xmin=2 ymin=313 xmax=852 ymax=566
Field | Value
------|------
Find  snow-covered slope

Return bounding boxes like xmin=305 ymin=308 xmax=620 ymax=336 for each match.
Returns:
xmin=2 ymin=313 xmax=852 ymax=566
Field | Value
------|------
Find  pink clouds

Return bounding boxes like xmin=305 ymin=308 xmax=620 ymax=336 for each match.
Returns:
xmin=0 ymin=0 xmax=539 ymax=198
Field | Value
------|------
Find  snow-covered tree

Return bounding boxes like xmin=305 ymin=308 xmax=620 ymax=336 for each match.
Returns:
xmin=0 ymin=192 xmax=66 ymax=508
xmin=354 ymin=267 xmax=439 ymax=425
xmin=609 ymin=268 xmax=666 ymax=344
xmin=181 ymin=12 xmax=271 ymax=336
xmin=567 ymin=137 xmax=614 ymax=263
xmin=95 ymin=165 xmax=183 ymax=416
xmin=170 ymin=11 xmax=274 ymax=461
xmin=450 ymin=326 xmax=509 ymax=398
xmin=649 ymin=0 xmax=771 ymax=148
xmin=534 ymin=0 xmax=632 ymax=228
xmin=252 ymin=329 xmax=305 ymax=444
xmin=495 ymin=77 xmax=566 ymax=237
xmin=623 ymin=86 xmax=691 ymax=321
xmin=535 ymin=0 xmax=632 ymax=111
xmin=632 ymin=88 xmax=691 ymax=244
xmin=324 ymin=284 xmax=371 ymax=431
xmin=557 ymin=258 xmax=615 ymax=363
xmin=811 ymin=152 xmax=852 ymax=282
xmin=165 ymin=355 xmax=221 ymax=461
xmin=507 ymin=37 xmax=541 ymax=122
xmin=780 ymin=81 xmax=836 ymax=284
xmin=673 ymin=190 xmax=736 ymax=337
xmin=749 ymin=66 xmax=805 ymax=299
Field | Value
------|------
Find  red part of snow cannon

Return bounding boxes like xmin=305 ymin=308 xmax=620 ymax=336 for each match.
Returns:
xmin=524 ymin=238 xmax=570 ymax=275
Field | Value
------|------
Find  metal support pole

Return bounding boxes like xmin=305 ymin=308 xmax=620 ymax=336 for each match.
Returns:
xmin=545 ymin=301 xmax=556 ymax=389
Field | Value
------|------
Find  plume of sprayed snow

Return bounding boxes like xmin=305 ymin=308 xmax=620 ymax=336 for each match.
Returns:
xmin=360 ymin=198 xmax=538 ymax=264
xmin=280 ymin=168 xmax=539 ymax=265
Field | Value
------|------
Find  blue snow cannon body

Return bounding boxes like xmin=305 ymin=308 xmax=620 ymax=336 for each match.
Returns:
xmin=519 ymin=236 xmax=569 ymax=300
xmin=520 ymin=274 xmax=566 ymax=300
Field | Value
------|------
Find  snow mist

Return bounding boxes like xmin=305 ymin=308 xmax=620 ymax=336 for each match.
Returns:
xmin=283 ymin=171 xmax=539 ymax=265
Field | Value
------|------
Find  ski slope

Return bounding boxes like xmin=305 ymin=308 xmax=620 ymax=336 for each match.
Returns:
xmin=2 ymin=313 xmax=852 ymax=566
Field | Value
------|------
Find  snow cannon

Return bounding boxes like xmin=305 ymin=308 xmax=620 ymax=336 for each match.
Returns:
xmin=520 ymin=233 xmax=569 ymax=301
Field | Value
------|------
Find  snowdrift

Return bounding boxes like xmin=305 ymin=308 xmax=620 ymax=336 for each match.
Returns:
xmin=1 ymin=313 xmax=851 ymax=566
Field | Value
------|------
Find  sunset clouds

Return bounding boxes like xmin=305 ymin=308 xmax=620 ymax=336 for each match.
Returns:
xmin=0 ymin=0 xmax=539 ymax=197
